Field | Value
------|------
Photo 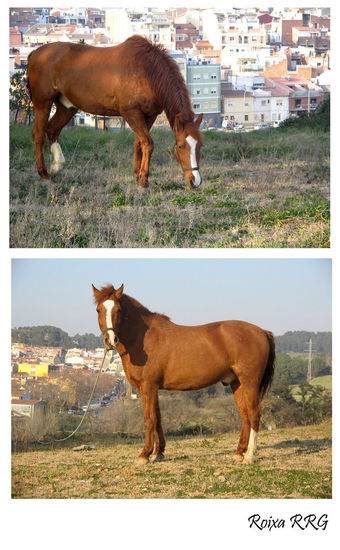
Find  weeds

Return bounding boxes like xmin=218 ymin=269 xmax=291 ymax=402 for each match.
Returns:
xmin=10 ymin=123 xmax=330 ymax=248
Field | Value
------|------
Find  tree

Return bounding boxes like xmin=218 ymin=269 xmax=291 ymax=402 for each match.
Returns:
xmin=10 ymin=69 xmax=32 ymax=124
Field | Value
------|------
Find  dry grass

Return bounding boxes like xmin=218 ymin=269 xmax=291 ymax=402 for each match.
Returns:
xmin=11 ymin=420 xmax=331 ymax=499
xmin=10 ymin=125 xmax=330 ymax=248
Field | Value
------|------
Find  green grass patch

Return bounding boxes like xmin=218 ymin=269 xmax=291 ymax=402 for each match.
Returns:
xmin=10 ymin=123 xmax=330 ymax=248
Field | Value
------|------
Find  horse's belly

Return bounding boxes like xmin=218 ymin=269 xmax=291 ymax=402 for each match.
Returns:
xmin=162 ymin=356 xmax=234 ymax=391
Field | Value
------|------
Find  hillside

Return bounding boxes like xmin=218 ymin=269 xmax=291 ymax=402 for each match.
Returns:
xmin=10 ymin=121 xmax=329 ymax=248
xmin=275 ymin=330 xmax=331 ymax=352
xmin=11 ymin=420 xmax=331 ymax=499
xmin=11 ymin=325 xmax=102 ymax=349
xmin=11 ymin=326 xmax=332 ymax=353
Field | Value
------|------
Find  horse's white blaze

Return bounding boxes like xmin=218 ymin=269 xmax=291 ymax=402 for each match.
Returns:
xmin=186 ymin=135 xmax=202 ymax=187
xmin=102 ymin=299 xmax=116 ymax=346
xmin=60 ymin=94 xmax=76 ymax=109
xmin=50 ymin=142 xmax=65 ymax=175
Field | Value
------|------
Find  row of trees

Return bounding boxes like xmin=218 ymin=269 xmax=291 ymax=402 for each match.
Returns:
xmin=12 ymin=325 xmax=102 ymax=349
xmin=12 ymin=325 xmax=332 ymax=355
xmin=275 ymin=331 xmax=332 ymax=353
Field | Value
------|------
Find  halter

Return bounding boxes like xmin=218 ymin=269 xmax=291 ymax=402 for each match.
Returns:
xmin=182 ymin=166 xmax=200 ymax=172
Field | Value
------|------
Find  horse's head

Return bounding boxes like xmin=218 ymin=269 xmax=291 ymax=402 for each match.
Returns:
xmin=92 ymin=284 xmax=124 ymax=350
xmin=174 ymin=113 xmax=203 ymax=189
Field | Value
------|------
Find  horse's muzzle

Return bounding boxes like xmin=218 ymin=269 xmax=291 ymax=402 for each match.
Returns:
xmin=104 ymin=329 xmax=119 ymax=350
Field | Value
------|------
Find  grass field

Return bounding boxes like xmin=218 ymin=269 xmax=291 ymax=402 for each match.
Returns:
xmin=11 ymin=420 xmax=331 ymax=499
xmin=10 ymin=124 xmax=330 ymax=248
xmin=311 ymin=375 xmax=332 ymax=390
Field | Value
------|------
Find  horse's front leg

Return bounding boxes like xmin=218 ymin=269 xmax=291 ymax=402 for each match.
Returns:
xmin=122 ymin=109 xmax=155 ymax=188
xmin=138 ymin=382 xmax=159 ymax=464
xmin=133 ymin=137 xmax=142 ymax=181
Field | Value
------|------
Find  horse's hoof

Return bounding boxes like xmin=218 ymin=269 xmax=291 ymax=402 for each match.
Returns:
xmin=152 ymin=454 xmax=165 ymax=463
xmin=136 ymin=175 xmax=149 ymax=188
xmin=242 ymin=454 xmax=255 ymax=465
xmin=232 ymin=453 xmax=244 ymax=462
xmin=135 ymin=456 xmax=149 ymax=465
xmin=49 ymin=163 xmax=64 ymax=176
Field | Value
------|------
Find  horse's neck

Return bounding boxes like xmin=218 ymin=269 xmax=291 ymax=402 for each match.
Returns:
xmin=120 ymin=297 xmax=152 ymax=339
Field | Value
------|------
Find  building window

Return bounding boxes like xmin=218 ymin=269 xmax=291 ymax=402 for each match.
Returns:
xmin=193 ymin=74 xmax=200 ymax=80
xmin=244 ymin=102 xmax=249 ymax=106
xmin=195 ymin=89 xmax=200 ymax=95
xmin=244 ymin=114 xmax=248 ymax=121
xmin=295 ymin=99 xmax=301 ymax=108
xmin=211 ymin=74 xmax=217 ymax=80
xmin=211 ymin=88 xmax=217 ymax=94
xmin=261 ymin=100 xmax=266 ymax=106
xmin=261 ymin=114 xmax=264 ymax=121
xmin=193 ymin=103 xmax=200 ymax=109
xmin=204 ymin=73 xmax=209 ymax=79
xmin=228 ymin=102 xmax=233 ymax=107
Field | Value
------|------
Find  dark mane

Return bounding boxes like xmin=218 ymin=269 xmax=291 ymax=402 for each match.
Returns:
xmin=125 ymin=35 xmax=195 ymax=127
xmin=94 ymin=284 xmax=170 ymax=321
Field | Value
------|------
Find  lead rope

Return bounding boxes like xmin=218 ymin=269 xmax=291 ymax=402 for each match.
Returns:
xmin=29 ymin=350 xmax=108 ymax=445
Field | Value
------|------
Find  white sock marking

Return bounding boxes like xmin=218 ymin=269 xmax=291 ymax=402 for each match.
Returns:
xmin=185 ymin=135 xmax=201 ymax=187
xmin=50 ymin=142 xmax=65 ymax=175
xmin=246 ymin=428 xmax=258 ymax=458
xmin=60 ymin=94 xmax=76 ymax=109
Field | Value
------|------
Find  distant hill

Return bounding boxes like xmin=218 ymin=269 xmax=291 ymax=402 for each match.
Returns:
xmin=11 ymin=325 xmax=102 ymax=350
xmin=275 ymin=331 xmax=331 ymax=353
xmin=11 ymin=326 xmax=332 ymax=354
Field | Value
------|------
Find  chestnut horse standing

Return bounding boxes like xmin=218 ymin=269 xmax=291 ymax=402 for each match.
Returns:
xmin=27 ymin=35 xmax=203 ymax=188
xmin=92 ymin=284 xmax=275 ymax=464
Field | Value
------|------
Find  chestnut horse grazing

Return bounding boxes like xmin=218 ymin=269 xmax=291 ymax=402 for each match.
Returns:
xmin=27 ymin=35 xmax=203 ymax=188
xmin=92 ymin=284 xmax=275 ymax=465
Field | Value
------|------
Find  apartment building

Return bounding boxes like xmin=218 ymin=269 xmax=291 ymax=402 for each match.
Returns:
xmin=187 ymin=61 xmax=221 ymax=126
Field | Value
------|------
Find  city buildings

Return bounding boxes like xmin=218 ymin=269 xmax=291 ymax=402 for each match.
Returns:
xmin=9 ymin=6 xmax=330 ymax=128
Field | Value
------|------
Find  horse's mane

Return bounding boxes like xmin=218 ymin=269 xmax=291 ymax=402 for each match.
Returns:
xmin=124 ymin=35 xmax=195 ymax=127
xmin=93 ymin=284 xmax=170 ymax=321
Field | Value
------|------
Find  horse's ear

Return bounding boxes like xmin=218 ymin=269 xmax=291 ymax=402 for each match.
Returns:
xmin=92 ymin=284 xmax=101 ymax=303
xmin=115 ymin=284 xmax=124 ymax=299
xmin=195 ymin=113 xmax=203 ymax=127
xmin=174 ymin=113 xmax=184 ymax=132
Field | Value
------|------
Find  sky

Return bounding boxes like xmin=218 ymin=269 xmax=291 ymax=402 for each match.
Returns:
xmin=11 ymin=258 xmax=331 ymax=337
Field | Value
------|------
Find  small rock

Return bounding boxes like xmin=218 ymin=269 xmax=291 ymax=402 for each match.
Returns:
xmin=72 ymin=444 xmax=96 ymax=451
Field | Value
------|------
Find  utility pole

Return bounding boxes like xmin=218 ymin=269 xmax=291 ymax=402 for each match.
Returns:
xmin=304 ymin=338 xmax=316 ymax=383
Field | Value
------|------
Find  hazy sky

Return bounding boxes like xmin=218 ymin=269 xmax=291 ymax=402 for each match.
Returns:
xmin=11 ymin=258 xmax=331 ymax=336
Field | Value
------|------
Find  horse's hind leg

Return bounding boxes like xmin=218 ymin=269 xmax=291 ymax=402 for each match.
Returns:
xmin=231 ymin=380 xmax=251 ymax=461
xmin=241 ymin=384 xmax=261 ymax=464
xmin=47 ymin=99 xmax=77 ymax=176
xmin=32 ymin=101 xmax=53 ymax=179
xmin=152 ymin=394 xmax=165 ymax=462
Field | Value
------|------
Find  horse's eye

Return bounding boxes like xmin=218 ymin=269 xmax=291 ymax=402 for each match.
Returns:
xmin=177 ymin=144 xmax=184 ymax=150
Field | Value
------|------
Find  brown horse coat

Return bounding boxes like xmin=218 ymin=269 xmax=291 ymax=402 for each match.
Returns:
xmin=27 ymin=35 xmax=203 ymax=188
xmin=93 ymin=284 xmax=275 ymax=464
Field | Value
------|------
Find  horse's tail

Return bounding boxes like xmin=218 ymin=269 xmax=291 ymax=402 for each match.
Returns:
xmin=259 ymin=331 xmax=275 ymax=400
xmin=26 ymin=52 xmax=33 ymax=101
